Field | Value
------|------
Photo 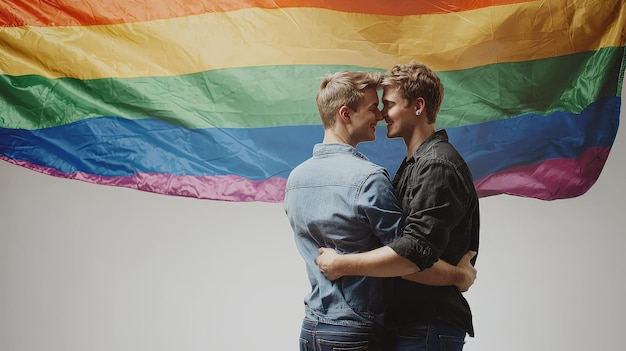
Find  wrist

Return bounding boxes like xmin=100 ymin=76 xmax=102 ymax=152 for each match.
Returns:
xmin=454 ymin=266 xmax=468 ymax=286
xmin=337 ymin=254 xmax=354 ymax=276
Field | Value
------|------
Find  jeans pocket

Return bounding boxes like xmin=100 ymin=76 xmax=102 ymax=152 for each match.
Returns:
xmin=395 ymin=326 xmax=428 ymax=341
xmin=318 ymin=338 xmax=369 ymax=351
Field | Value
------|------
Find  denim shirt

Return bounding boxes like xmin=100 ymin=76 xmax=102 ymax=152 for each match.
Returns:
xmin=385 ymin=129 xmax=480 ymax=336
xmin=284 ymin=143 xmax=404 ymax=327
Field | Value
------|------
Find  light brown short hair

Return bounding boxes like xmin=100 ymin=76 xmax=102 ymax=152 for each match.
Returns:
xmin=382 ymin=62 xmax=444 ymax=124
xmin=316 ymin=71 xmax=383 ymax=128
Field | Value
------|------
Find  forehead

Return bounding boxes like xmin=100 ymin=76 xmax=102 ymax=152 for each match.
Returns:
xmin=359 ymin=87 xmax=380 ymax=106
xmin=382 ymin=86 xmax=404 ymax=102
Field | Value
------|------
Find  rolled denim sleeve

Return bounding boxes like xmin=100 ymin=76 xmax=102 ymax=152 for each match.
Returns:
xmin=387 ymin=159 xmax=467 ymax=270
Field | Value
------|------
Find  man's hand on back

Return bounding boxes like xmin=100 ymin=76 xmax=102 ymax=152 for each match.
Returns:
xmin=316 ymin=247 xmax=344 ymax=281
xmin=455 ymin=251 xmax=477 ymax=292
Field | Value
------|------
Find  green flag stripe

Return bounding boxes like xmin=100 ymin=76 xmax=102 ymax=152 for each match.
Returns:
xmin=1 ymin=47 xmax=623 ymax=130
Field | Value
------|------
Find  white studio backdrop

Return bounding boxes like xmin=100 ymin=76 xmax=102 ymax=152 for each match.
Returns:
xmin=1 ymin=78 xmax=625 ymax=350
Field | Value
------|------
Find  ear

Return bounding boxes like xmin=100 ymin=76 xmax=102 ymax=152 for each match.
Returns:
xmin=414 ymin=97 xmax=425 ymax=114
xmin=338 ymin=105 xmax=351 ymax=123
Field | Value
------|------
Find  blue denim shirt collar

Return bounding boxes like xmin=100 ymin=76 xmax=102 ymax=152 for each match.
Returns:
xmin=313 ymin=143 xmax=370 ymax=161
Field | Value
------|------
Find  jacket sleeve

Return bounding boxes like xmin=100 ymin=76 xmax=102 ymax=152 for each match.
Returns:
xmin=387 ymin=159 xmax=467 ymax=270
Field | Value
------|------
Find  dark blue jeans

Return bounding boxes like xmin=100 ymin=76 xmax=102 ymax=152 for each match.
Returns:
xmin=299 ymin=317 xmax=383 ymax=351
xmin=384 ymin=322 xmax=466 ymax=351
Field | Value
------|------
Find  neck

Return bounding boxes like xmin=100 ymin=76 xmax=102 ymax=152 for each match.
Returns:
xmin=405 ymin=124 xmax=436 ymax=156
xmin=323 ymin=129 xmax=354 ymax=147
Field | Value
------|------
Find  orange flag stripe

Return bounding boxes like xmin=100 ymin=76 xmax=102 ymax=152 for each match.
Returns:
xmin=1 ymin=0 xmax=533 ymax=27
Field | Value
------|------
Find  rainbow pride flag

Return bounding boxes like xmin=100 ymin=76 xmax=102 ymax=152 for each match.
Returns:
xmin=1 ymin=0 xmax=624 ymax=202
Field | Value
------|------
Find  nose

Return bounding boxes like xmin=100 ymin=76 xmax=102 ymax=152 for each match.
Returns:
xmin=374 ymin=109 xmax=383 ymax=121
xmin=380 ymin=107 xmax=390 ymax=122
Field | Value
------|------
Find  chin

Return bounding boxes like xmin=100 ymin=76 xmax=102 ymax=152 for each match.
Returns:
xmin=387 ymin=125 xmax=403 ymax=139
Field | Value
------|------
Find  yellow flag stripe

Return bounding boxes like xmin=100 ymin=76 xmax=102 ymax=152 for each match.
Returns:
xmin=1 ymin=1 xmax=623 ymax=79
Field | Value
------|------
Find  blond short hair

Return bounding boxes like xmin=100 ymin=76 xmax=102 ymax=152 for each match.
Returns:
xmin=316 ymin=71 xmax=383 ymax=129
xmin=382 ymin=62 xmax=444 ymax=124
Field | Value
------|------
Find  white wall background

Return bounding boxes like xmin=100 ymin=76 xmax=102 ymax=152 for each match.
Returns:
xmin=1 ymin=79 xmax=625 ymax=350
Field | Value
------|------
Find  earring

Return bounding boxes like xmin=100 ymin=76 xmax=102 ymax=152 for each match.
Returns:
xmin=415 ymin=109 xmax=421 ymax=116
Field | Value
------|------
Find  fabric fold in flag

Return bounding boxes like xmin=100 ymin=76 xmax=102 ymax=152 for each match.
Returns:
xmin=1 ymin=0 xmax=624 ymax=202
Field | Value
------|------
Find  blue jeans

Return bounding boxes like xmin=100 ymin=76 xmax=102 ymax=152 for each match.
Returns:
xmin=384 ymin=322 xmax=466 ymax=351
xmin=299 ymin=317 xmax=383 ymax=351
